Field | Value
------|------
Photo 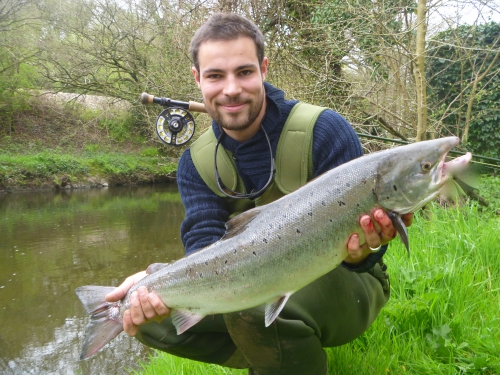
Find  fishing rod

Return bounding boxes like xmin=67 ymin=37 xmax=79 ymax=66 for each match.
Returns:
xmin=140 ymin=92 xmax=500 ymax=171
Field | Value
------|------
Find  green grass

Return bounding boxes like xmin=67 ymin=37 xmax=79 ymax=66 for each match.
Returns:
xmin=0 ymin=151 xmax=176 ymax=188
xmin=131 ymin=201 xmax=500 ymax=375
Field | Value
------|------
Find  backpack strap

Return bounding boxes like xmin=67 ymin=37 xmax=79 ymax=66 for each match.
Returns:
xmin=190 ymin=129 xmax=242 ymax=198
xmin=275 ymin=103 xmax=327 ymax=194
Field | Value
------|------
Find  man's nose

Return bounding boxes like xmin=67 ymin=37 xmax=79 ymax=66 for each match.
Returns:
xmin=222 ymin=75 xmax=242 ymax=97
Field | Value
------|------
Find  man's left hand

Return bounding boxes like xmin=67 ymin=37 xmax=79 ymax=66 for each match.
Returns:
xmin=345 ymin=209 xmax=413 ymax=265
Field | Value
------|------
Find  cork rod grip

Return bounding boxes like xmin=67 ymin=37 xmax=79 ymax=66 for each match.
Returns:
xmin=188 ymin=101 xmax=207 ymax=113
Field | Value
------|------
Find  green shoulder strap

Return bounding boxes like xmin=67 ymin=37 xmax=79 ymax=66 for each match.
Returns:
xmin=275 ymin=102 xmax=327 ymax=194
xmin=189 ymin=102 xmax=327 ymax=199
xmin=190 ymin=129 xmax=241 ymax=198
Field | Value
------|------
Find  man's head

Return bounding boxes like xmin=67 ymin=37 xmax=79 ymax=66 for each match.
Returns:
xmin=189 ymin=13 xmax=265 ymax=73
xmin=190 ymin=13 xmax=268 ymax=142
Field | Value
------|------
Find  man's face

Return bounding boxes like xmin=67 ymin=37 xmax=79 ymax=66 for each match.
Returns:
xmin=192 ymin=37 xmax=268 ymax=138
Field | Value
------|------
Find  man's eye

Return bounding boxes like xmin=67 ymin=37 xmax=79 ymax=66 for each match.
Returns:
xmin=239 ymin=70 xmax=252 ymax=76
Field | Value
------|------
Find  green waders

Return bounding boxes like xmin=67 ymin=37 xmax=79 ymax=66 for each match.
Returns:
xmin=136 ymin=103 xmax=391 ymax=374
xmin=136 ymin=263 xmax=390 ymax=375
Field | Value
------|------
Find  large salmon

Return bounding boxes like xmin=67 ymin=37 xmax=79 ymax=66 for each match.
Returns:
xmin=76 ymin=136 xmax=472 ymax=359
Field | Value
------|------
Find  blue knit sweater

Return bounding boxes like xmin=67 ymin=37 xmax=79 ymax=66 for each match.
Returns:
xmin=177 ymin=82 xmax=386 ymax=272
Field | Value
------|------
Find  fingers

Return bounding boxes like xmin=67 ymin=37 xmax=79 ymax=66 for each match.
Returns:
xmin=147 ymin=292 xmax=170 ymax=318
xmin=124 ymin=286 xmax=170 ymax=336
xmin=345 ymin=233 xmax=371 ymax=264
xmin=345 ymin=209 xmax=414 ymax=266
xmin=123 ymin=310 xmax=138 ymax=336
xmin=370 ymin=209 xmax=400 ymax=246
xmin=360 ymin=209 xmax=413 ymax=249
xmin=105 ymin=271 xmax=148 ymax=302
xmin=104 ymin=270 xmax=170 ymax=337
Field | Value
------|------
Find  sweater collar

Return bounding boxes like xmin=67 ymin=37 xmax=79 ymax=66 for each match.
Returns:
xmin=211 ymin=82 xmax=285 ymax=151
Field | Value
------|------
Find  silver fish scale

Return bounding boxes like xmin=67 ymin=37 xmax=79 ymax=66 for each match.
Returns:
xmin=123 ymin=155 xmax=383 ymax=316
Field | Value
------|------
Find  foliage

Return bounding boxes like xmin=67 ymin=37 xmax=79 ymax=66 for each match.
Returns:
xmin=289 ymin=0 xmax=421 ymax=141
xmin=1 ymin=0 xmax=499 ymax=146
xmin=0 ymin=0 xmax=40 ymax=131
xmin=478 ymin=174 xmax=500 ymax=213
xmin=130 ymin=352 xmax=246 ymax=375
xmin=427 ymin=22 xmax=500 ymax=158
xmin=0 ymin=151 xmax=176 ymax=189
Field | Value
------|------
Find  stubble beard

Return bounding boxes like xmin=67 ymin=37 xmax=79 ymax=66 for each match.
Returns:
xmin=210 ymin=93 xmax=264 ymax=132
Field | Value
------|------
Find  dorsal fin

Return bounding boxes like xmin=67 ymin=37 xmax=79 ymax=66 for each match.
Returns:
xmin=222 ymin=206 xmax=264 ymax=240
xmin=146 ymin=263 xmax=169 ymax=275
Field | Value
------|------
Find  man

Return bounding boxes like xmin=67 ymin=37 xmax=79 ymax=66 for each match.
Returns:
xmin=106 ymin=13 xmax=412 ymax=375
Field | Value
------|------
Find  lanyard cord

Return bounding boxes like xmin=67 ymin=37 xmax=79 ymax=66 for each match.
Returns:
xmin=214 ymin=126 xmax=276 ymax=200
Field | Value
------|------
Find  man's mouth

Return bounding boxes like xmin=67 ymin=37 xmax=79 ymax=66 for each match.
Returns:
xmin=216 ymin=98 xmax=250 ymax=113
xmin=221 ymin=103 xmax=247 ymax=113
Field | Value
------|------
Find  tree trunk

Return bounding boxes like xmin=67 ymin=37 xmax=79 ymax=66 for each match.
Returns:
xmin=413 ymin=0 xmax=428 ymax=141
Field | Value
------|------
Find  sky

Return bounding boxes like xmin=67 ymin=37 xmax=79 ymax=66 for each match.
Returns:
xmin=429 ymin=0 xmax=500 ymax=32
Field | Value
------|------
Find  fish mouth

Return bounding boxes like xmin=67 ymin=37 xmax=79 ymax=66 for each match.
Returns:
xmin=441 ymin=152 xmax=472 ymax=179
xmin=433 ymin=149 xmax=474 ymax=202
xmin=433 ymin=137 xmax=464 ymax=184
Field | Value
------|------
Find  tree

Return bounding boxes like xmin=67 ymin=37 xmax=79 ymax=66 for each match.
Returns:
xmin=427 ymin=22 xmax=500 ymax=157
xmin=0 ymin=0 xmax=41 ymax=132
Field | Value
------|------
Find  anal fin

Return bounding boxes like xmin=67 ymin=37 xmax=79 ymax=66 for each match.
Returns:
xmin=265 ymin=293 xmax=292 ymax=327
xmin=171 ymin=309 xmax=205 ymax=335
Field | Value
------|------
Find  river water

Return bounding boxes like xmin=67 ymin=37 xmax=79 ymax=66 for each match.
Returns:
xmin=0 ymin=185 xmax=186 ymax=374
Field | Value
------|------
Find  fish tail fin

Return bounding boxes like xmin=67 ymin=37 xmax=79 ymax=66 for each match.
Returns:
xmin=75 ymin=286 xmax=124 ymax=360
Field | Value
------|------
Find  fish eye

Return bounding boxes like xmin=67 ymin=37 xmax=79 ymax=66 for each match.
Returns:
xmin=421 ymin=161 xmax=432 ymax=172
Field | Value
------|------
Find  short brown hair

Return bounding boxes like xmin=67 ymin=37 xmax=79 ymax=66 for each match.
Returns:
xmin=189 ymin=13 xmax=265 ymax=72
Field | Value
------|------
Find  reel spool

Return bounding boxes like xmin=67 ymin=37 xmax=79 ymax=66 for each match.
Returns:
xmin=155 ymin=107 xmax=196 ymax=146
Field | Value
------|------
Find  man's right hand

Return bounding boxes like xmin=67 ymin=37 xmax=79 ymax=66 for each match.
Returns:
xmin=105 ymin=270 xmax=171 ymax=336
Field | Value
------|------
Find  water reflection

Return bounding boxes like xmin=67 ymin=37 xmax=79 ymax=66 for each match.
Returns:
xmin=0 ymin=185 xmax=185 ymax=374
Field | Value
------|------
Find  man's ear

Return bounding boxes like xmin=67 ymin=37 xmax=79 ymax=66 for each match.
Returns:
xmin=192 ymin=67 xmax=201 ymax=88
xmin=261 ymin=57 xmax=269 ymax=81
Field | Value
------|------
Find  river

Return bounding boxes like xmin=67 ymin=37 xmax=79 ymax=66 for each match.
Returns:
xmin=0 ymin=185 xmax=186 ymax=374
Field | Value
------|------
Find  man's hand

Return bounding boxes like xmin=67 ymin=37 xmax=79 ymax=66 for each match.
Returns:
xmin=345 ymin=209 xmax=413 ymax=265
xmin=105 ymin=270 xmax=170 ymax=337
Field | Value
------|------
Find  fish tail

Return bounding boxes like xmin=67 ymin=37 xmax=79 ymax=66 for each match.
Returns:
xmin=75 ymin=286 xmax=124 ymax=360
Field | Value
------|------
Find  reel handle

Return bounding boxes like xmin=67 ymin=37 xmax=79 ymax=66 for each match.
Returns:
xmin=140 ymin=92 xmax=207 ymax=113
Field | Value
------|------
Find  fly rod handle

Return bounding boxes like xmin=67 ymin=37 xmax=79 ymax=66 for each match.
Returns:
xmin=140 ymin=92 xmax=207 ymax=113
xmin=188 ymin=101 xmax=207 ymax=113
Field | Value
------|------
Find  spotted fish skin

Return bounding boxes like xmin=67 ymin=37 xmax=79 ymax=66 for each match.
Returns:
xmin=76 ymin=136 xmax=471 ymax=359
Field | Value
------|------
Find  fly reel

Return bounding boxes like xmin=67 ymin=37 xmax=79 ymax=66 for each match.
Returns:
xmin=156 ymin=107 xmax=195 ymax=146
xmin=141 ymin=92 xmax=207 ymax=147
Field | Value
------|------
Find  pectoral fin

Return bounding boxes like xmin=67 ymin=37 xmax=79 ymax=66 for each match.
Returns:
xmin=388 ymin=211 xmax=410 ymax=256
xmin=265 ymin=293 xmax=292 ymax=327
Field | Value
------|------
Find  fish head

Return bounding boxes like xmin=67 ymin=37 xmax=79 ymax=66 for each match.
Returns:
xmin=375 ymin=137 xmax=472 ymax=214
